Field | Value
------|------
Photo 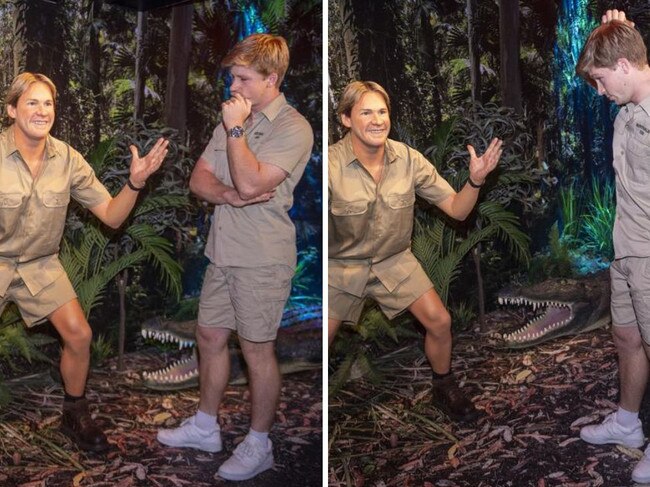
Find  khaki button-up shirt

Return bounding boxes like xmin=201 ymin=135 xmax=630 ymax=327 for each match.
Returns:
xmin=201 ymin=93 xmax=313 ymax=268
xmin=612 ymin=97 xmax=650 ymax=258
xmin=0 ymin=126 xmax=111 ymax=297
xmin=328 ymin=134 xmax=455 ymax=296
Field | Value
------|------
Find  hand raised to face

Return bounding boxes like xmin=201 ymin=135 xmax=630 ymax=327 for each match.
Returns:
xmin=222 ymin=93 xmax=252 ymax=131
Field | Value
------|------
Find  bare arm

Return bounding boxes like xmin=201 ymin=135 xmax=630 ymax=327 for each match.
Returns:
xmin=189 ymin=157 xmax=274 ymax=207
xmin=436 ymin=137 xmax=503 ymax=220
xmin=222 ymin=94 xmax=288 ymax=200
xmin=90 ymin=137 xmax=168 ymax=228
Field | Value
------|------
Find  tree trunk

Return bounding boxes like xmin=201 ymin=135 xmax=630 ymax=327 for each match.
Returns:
xmin=467 ymin=0 xmax=481 ymax=103
xmin=134 ymin=10 xmax=147 ymax=122
xmin=472 ymin=244 xmax=486 ymax=331
xmin=87 ymin=0 xmax=104 ymax=148
xmin=164 ymin=4 xmax=193 ymax=136
xmin=338 ymin=0 xmax=358 ymax=81
xmin=117 ymin=268 xmax=128 ymax=372
xmin=12 ymin=2 xmax=26 ymax=78
xmin=499 ymin=0 xmax=523 ymax=113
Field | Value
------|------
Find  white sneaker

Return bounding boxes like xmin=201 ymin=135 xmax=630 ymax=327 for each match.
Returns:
xmin=580 ymin=412 xmax=644 ymax=448
xmin=157 ymin=415 xmax=222 ymax=452
xmin=218 ymin=434 xmax=273 ymax=481
xmin=633 ymin=445 xmax=650 ymax=483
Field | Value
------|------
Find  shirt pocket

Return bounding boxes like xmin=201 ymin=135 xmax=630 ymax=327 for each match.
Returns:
xmin=42 ymin=191 xmax=70 ymax=243
xmin=626 ymin=128 xmax=650 ymax=183
xmin=0 ymin=193 xmax=25 ymax=235
xmin=329 ymin=200 xmax=369 ymax=245
xmin=385 ymin=192 xmax=416 ymax=247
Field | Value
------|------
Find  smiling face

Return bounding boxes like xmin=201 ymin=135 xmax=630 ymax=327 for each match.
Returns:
xmin=341 ymin=91 xmax=391 ymax=151
xmin=7 ymin=81 xmax=55 ymax=143
xmin=588 ymin=63 xmax=632 ymax=105
xmin=229 ymin=65 xmax=278 ymax=111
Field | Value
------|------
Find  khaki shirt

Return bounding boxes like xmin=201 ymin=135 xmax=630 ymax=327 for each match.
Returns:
xmin=0 ymin=126 xmax=111 ymax=297
xmin=201 ymin=93 xmax=313 ymax=268
xmin=328 ymin=133 xmax=455 ymax=296
xmin=612 ymin=97 xmax=650 ymax=258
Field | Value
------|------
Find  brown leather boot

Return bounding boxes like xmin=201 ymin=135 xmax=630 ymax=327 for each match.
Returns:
xmin=60 ymin=399 xmax=109 ymax=452
xmin=431 ymin=375 xmax=479 ymax=422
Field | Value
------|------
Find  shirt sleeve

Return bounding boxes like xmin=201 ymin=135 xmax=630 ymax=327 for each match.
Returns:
xmin=199 ymin=124 xmax=227 ymax=173
xmin=69 ymin=145 xmax=111 ymax=208
xmin=411 ymin=148 xmax=455 ymax=205
xmin=255 ymin=114 xmax=314 ymax=175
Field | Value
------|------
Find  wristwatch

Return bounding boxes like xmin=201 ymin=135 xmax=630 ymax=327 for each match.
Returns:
xmin=227 ymin=125 xmax=245 ymax=138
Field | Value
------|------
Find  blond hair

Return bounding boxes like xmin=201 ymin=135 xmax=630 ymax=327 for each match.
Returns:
xmin=577 ymin=20 xmax=648 ymax=86
xmin=6 ymin=72 xmax=57 ymax=108
xmin=336 ymin=81 xmax=391 ymax=120
xmin=222 ymin=34 xmax=290 ymax=88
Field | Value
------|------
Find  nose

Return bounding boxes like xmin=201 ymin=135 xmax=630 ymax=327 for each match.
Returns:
xmin=371 ymin=113 xmax=382 ymax=124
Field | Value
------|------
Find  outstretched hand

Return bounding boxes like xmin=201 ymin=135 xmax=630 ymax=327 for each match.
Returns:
xmin=467 ymin=137 xmax=503 ymax=186
xmin=129 ymin=137 xmax=169 ymax=187
xmin=601 ymin=9 xmax=635 ymax=27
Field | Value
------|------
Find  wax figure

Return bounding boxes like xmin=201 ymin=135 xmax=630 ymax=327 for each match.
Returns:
xmin=157 ymin=33 xmax=313 ymax=481
xmin=328 ymin=80 xmax=502 ymax=421
xmin=0 ymin=72 xmax=168 ymax=451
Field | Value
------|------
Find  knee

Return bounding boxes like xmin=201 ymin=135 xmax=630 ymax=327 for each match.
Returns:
xmin=421 ymin=309 xmax=452 ymax=338
xmin=196 ymin=326 xmax=229 ymax=352
xmin=64 ymin=321 xmax=92 ymax=351
xmin=613 ymin=325 xmax=643 ymax=351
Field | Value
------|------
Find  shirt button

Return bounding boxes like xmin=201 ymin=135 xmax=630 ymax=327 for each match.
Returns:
xmin=621 ymin=150 xmax=625 ymax=155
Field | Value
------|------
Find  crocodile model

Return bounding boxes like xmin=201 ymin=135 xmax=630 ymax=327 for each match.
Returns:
xmin=497 ymin=270 xmax=610 ymax=348
xmin=141 ymin=304 xmax=322 ymax=390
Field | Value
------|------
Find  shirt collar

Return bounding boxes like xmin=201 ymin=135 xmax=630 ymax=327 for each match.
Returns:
xmin=258 ymin=93 xmax=287 ymax=122
xmin=636 ymin=95 xmax=650 ymax=116
xmin=4 ymin=125 xmax=59 ymax=160
xmin=341 ymin=132 xmax=399 ymax=166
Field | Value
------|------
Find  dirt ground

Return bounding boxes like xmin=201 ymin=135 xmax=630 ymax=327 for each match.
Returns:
xmin=0 ymin=350 xmax=323 ymax=487
xmin=329 ymin=310 xmax=650 ymax=487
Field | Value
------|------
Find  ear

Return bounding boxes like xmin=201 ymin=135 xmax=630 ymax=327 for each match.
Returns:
xmin=617 ymin=58 xmax=633 ymax=74
xmin=267 ymin=73 xmax=278 ymax=88
xmin=6 ymin=105 xmax=16 ymax=119
xmin=341 ymin=113 xmax=352 ymax=129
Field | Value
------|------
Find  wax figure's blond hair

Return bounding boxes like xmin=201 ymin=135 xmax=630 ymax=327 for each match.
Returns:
xmin=336 ymin=81 xmax=391 ymax=119
xmin=6 ymin=72 xmax=57 ymax=108
xmin=222 ymin=34 xmax=290 ymax=87
xmin=577 ymin=20 xmax=648 ymax=87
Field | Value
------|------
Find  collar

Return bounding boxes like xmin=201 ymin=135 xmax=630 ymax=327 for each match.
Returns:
xmin=258 ymin=93 xmax=287 ymax=122
xmin=340 ymin=132 xmax=399 ymax=166
xmin=4 ymin=125 xmax=58 ymax=160
xmin=636 ymin=95 xmax=650 ymax=116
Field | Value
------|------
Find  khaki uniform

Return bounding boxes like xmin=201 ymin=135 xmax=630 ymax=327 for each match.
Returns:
xmin=198 ymin=93 xmax=313 ymax=341
xmin=328 ymin=133 xmax=455 ymax=323
xmin=610 ymin=99 xmax=650 ymax=341
xmin=0 ymin=126 xmax=110 ymax=325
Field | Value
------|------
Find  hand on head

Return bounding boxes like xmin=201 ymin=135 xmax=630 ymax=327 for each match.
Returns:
xmin=602 ymin=9 xmax=634 ymax=27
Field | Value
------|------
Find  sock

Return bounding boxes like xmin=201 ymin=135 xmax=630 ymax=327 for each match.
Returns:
xmin=616 ymin=406 xmax=639 ymax=427
xmin=63 ymin=392 xmax=85 ymax=403
xmin=248 ymin=428 xmax=269 ymax=446
xmin=195 ymin=410 xmax=218 ymax=431
xmin=432 ymin=370 xmax=452 ymax=381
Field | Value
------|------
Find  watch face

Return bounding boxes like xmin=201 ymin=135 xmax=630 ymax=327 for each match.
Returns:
xmin=229 ymin=126 xmax=245 ymax=138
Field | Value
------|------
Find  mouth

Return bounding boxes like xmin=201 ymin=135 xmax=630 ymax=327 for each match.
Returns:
xmin=31 ymin=120 xmax=50 ymax=127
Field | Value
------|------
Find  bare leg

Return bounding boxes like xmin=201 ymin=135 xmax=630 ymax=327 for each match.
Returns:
xmin=614 ymin=325 xmax=650 ymax=412
xmin=407 ymin=289 xmax=452 ymax=375
xmin=239 ymin=338 xmax=280 ymax=432
xmin=48 ymin=299 xmax=92 ymax=396
xmin=196 ymin=326 xmax=231 ymax=415
xmin=328 ymin=318 xmax=342 ymax=346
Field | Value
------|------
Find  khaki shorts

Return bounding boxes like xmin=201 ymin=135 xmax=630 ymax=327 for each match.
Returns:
xmin=329 ymin=264 xmax=433 ymax=325
xmin=611 ymin=257 xmax=650 ymax=342
xmin=0 ymin=270 xmax=77 ymax=327
xmin=198 ymin=264 xmax=294 ymax=342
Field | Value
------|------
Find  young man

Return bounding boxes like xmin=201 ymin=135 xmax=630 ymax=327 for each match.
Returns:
xmin=328 ymin=81 xmax=502 ymax=421
xmin=0 ymin=72 xmax=168 ymax=451
xmin=576 ymin=9 xmax=650 ymax=484
xmin=157 ymin=34 xmax=313 ymax=481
